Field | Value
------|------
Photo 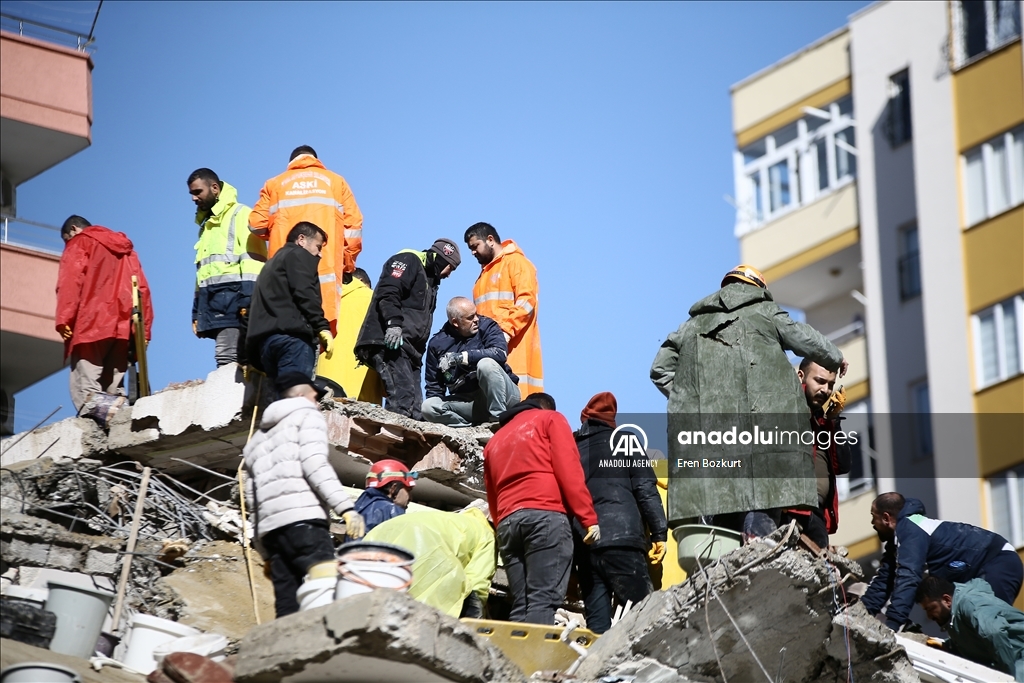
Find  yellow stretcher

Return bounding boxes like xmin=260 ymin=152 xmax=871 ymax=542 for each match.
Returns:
xmin=460 ymin=619 xmax=599 ymax=676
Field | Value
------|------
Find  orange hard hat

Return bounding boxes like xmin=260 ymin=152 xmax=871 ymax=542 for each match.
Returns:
xmin=722 ymin=264 xmax=767 ymax=289
xmin=366 ymin=459 xmax=417 ymax=489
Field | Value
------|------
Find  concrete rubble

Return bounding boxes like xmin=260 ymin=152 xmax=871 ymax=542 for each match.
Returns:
xmin=233 ymin=589 xmax=527 ymax=683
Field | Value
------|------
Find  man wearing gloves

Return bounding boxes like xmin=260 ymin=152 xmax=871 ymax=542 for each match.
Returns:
xmin=245 ymin=222 xmax=335 ymax=395
xmin=187 ymin=168 xmax=266 ymax=366
xmin=484 ymin=393 xmax=599 ymax=625
xmin=355 ymin=239 xmax=460 ymax=419
xmin=422 ymin=296 xmax=520 ymax=427
xmin=573 ymin=392 xmax=668 ymax=634
xmin=243 ymin=379 xmax=364 ymax=617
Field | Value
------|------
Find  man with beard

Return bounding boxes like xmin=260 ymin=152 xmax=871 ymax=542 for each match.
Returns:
xmin=355 ymin=239 xmax=461 ymax=419
xmin=464 ymin=222 xmax=543 ymax=398
xmin=916 ymin=575 xmax=1023 ymax=681
xmin=187 ymin=168 xmax=266 ymax=366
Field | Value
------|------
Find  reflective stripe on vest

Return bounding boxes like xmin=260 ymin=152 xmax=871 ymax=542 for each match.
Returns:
xmin=269 ymin=197 xmax=345 ymax=214
xmin=515 ymin=298 xmax=534 ymax=315
xmin=344 ymin=229 xmax=362 ymax=238
xmin=518 ymin=374 xmax=544 ymax=387
xmin=319 ymin=273 xmax=337 ymax=284
xmin=474 ymin=291 xmax=515 ymax=304
xmin=199 ymin=272 xmax=260 ymax=287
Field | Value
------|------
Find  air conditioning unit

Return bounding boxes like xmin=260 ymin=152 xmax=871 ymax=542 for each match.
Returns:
xmin=0 ymin=171 xmax=15 ymax=216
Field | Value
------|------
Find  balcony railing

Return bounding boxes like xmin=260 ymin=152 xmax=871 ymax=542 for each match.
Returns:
xmin=1 ymin=215 xmax=64 ymax=256
xmin=0 ymin=9 xmax=100 ymax=54
xmin=826 ymin=319 xmax=865 ymax=346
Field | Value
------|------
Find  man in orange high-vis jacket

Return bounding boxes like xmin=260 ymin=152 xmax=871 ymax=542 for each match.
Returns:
xmin=249 ymin=145 xmax=363 ymax=328
xmin=464 ymin=222 xmax=543 ymax=397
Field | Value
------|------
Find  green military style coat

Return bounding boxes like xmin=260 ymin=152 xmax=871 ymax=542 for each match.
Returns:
xmin=650 ymin=282 xmax=843 ymax=524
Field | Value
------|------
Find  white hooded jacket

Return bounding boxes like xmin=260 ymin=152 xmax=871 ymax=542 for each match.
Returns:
xmin=243 ymin=397 xmax=354 ymax=537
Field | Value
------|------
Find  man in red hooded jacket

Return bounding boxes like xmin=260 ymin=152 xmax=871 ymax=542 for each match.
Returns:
xmin=55 ymin=216 xmax=153 ymax=415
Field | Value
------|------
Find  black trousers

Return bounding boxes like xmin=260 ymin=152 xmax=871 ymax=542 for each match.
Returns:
xmin=576 ymin=546 xmax=653 ymax=634
xmin=262 ymin=519 xmax=336 ymax=618
xmin=780 ymin=508 xmax=829 ymax=549
xmin=979 ymin=550 xmax=1024 ymax=606
xmin=369 ymin=346 xmax=423 ymax=419
xmin=497 ymin=509 xmax=573 ymax=625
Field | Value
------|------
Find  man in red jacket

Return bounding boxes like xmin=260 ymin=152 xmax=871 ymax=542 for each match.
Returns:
xmin=56 ymin=216 xmax=153 ymax=418
xmin=484 ymin=392 xmax=600 ymax=624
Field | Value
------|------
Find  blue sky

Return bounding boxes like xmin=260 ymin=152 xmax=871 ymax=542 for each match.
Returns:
xmin=12 ymin=1 xmax=870 ymax=433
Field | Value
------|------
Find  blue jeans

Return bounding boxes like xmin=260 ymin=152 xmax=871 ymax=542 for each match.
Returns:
xmin=421 ymin=358 xmax=521 ymax=427
xmin=260 ymin=334 xmax=316 ymax=394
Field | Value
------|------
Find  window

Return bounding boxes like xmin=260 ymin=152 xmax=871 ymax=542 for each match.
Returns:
xmin=962 ymin=126 xmax=1024 ymax=226
xmin=973 ymin=294 xmax=1024 ymax=388
xmin=910 ymin=379 xmax=933 ymax=460
xmin=898 ymin=223 xmax=921 ymax=300
xmin=952 ymin=0 xmax=1022 ymax=68
xmin=733 ymin=96 xmax=857 ymax=234
xmin=885 ymin=70 xmax=912 ymax=148
xmin=988 ymin=464 xmax=1023 ymax=547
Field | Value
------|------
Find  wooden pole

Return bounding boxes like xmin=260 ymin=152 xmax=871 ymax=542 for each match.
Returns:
xmin=111 ymin=466 xmax=151 ymax=633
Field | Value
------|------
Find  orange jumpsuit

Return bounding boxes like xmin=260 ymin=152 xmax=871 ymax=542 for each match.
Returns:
xmin=471 ymin=240 xmax=543 ymax=397
xmin=249 ymin=155 xmax=363 ymax=326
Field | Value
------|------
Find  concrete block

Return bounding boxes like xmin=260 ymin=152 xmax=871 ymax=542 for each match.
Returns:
xmin=6 ymin=538 xmax=48 ymax=565
xmin=45 ymin=545 xmax=81 ymax=570
xmin=0 ymin=418 xmax=106 ymax=467
xmin=234 ymin=589 xmax=526 ymax=683
xmin=84 ymin=548 xmax=118 ymax=575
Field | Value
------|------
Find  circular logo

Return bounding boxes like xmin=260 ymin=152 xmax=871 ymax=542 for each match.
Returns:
xmin=608 ymin=423 xmax=648 ymax=453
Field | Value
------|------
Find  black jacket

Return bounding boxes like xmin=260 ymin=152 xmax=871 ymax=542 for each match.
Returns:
xmin=861 ymin=497 xmax=1015 ymax=629
xmin=355 ymin=250 xmax=441 ymax=358
xmin=245 ymin=243 xmax=329 ymax=368
xmin=424 ymin=315 xmax=518 ymax=399
xmin=572 ymin=419 xmax=668 ymax=550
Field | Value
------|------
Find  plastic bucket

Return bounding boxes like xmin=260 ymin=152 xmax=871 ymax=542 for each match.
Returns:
xmin=1 ymin=662 xmax=82 ymax=683
xmin=336 ymin=541 xmax=414 ymax=600
xmin=152 ymin=633 xmax=229 ymax=664
xmin=44 ymin=579 xmax=114 ymax=659
xmin=672 ymin=524 xmax=742 ymax=575
xmin=297 ymin=576 xmax=338 ymax=612
xmin=121 ymin=613 xmax=201 ymax=674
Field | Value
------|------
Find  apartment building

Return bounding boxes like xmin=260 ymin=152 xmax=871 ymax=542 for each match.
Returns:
xmin=728 ymin=0 xmax=1023 ymax=599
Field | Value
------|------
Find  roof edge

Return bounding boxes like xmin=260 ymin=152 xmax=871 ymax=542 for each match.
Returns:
xmin=729 ymin=24 xmax=850 ymax=93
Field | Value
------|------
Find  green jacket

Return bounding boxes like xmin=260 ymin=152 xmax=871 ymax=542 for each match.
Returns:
xmin=946 ymin=578 xmax=1024 ymax=681
xmin=192 ymin=182 xmax=267 ymax=332
xmin=650 ymin=283 xmax=843 ymax=523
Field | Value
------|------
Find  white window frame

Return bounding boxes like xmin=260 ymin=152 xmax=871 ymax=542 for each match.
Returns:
xmin=961 ymin=125 xmax=1024 ymax=227
xmin=984 ymin=465 xmax=1023 ymax=548
xmin=951 ymin=0 xmax=1023 ymax=69
xmin=971 ymin=293 xmax=1024 ymax=389
xmin=733 ymin=97 xmax=856 ymax=236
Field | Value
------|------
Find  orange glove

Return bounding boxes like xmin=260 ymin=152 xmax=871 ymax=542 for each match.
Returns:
xmin=648 ymin=541 xmax=666 ymax=565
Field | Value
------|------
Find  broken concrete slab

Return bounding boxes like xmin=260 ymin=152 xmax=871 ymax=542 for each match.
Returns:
xmin=0 ymin=511 xmax=127 ymax=577
xmin=0 ymin=417 xmax=106 ymax=467
xmin=0 ymin=638 xmax=145 ymax=682
xmin=575 ymin=533 xmax=919 ymax=683
xmin=234 ymin=589 xmax=527 ymax=683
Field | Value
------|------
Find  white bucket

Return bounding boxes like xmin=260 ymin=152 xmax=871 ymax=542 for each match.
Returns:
xmin=1 ymin=662 xmax=82 ymax=683
xmin=44 ymin=579 xmax=114 ymax=659
xmin=121 ymin=613 xmax=201 ymax=674
xmin=297 ymin=576 xmax=338 ymax=612
xmin=152 ymin=633 xmax=229 ymax=664
xmin=336 ymin=561 xmax=413 ymax=600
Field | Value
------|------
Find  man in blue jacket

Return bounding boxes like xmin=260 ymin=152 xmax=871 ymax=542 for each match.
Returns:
xmin=421 ymin=297 xmax=520 ymax=427
xmin=862 ymin=492 xmax=1023 ymax=631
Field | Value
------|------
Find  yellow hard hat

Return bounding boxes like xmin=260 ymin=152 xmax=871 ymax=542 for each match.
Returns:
xmin=722 ymin=264 xmax=767 ymax=289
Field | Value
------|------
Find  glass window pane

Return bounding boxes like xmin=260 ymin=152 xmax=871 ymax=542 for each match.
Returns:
xmin=769 ymin=161 xmax=791 ymax=212
xmin=995 ymin=0 xmax=1022 ymax=44
xmin=964 ymin=149 xmax=986 ymax=224
xmin=990 ymin=475 xmax=1012 ymax=542
xmin=815 ymin=139 xmax=829 ymax=191
xmin=837 ymin=96 xmax=853 ymax=119
xmin=979 ymin=310 xmax=999 ymax=383
xmin=1011 ymin=128 xmax=1024 ymax=206
xmin=773 ymin=122 xmax=799 ymax=148
xmin=963 ymin=0 xmax=989 ymax=58
xmin=1001 ymin=300 xmax=1020 ymax=377
xmin=835 ymin=127 xmax=856 ymax=179
xmin=990 ymin=136 xmax=1011 ymax=214
xmin=742 ymin=138 xmax=766 ymax=165
xmin=749 ymin=172 xmax=763 ymax=222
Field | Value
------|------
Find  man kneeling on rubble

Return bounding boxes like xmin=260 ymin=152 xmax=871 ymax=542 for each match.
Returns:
xmin=916 ymin=575 xmax=1024 ymax=681
xmin=243 ymin=379 xmax=366 ymax=617
xmin=422 ymin=296 xmax=520 ymax=427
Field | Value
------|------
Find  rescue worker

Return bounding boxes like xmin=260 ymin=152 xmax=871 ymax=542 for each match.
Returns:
xmin=573 ymin=392 xmax=668 ymax=634
xmin=316 ymin=267 xmax=384 ymax=402
xmin=364 ymin=500 xmax=496 ymax=618
xmin=422 ymin=297 xmax=520 ymax=427
xmin=650 ymin=265 xmax=846 ymax=534
xmin=464 ymin=222 xmax=543 ymax=397
xmin=187 ymin=168 xmax=266 ymax=366
xmin=245 ymin=222 xmax=335 ymax=396
xmin=781 ymin=359 xmax=851 ymax=548
xmin=484 ymin=393 xmax=600 ymax=625
xmin=353 ymin=459 xmax=417 ymax=534
xmin=243 ymin=378 xmax=365 ymax=618
xmin=863 ymin=492 xmax=1023 ymax=631
xmin=916 ymin=576 xmax=1024 ymax=681
xmin=249 ymin=145 xmax=363 ymax=329
xmin=56 ymin=216 xmax=153 ymax=422
xmin=354 ymin=239 xmax=461 ymax=419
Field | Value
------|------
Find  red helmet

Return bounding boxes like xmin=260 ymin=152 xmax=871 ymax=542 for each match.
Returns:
xmin=366 ymin=459 xmax=417 ymax=489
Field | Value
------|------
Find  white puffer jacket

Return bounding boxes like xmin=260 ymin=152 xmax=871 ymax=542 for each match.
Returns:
xmin=243 ymin=397 xmax=354 ymax=538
